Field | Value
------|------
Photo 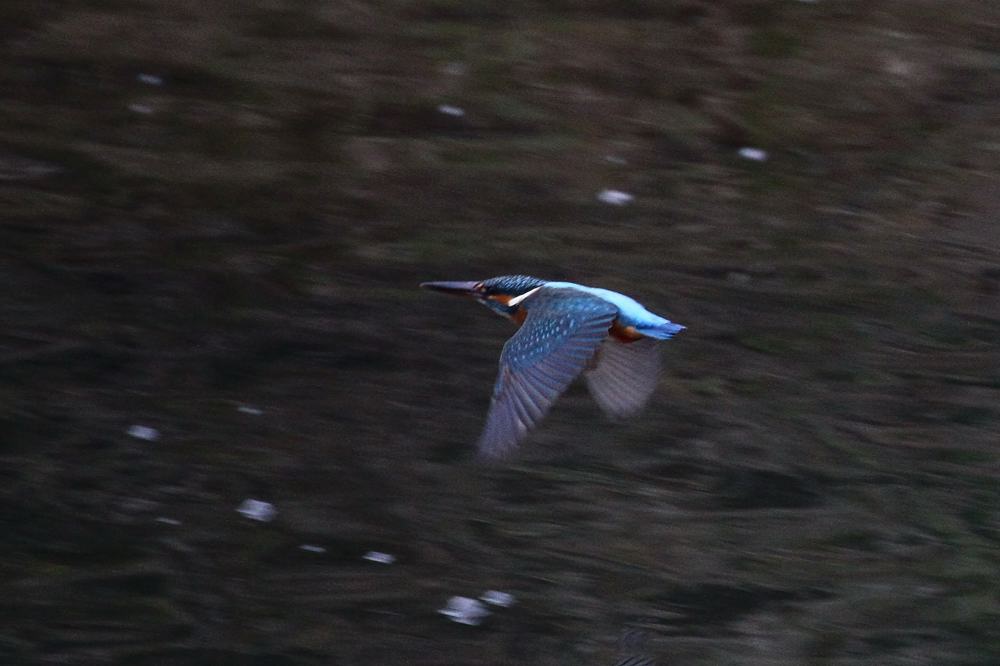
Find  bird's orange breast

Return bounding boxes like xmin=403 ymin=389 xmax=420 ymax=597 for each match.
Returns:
xmin=609 ymin=320 xmax=644 ymax=342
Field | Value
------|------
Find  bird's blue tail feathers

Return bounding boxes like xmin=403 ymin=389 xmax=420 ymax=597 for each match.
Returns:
xmin=637 ymin=321 xmax=685 ymax=340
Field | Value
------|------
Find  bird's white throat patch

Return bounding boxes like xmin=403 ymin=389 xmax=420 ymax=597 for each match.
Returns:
xmin=507 ymin=286 xmax=542 ymax=307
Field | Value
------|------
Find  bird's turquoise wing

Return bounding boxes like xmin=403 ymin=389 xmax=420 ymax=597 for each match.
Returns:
xmin=477 ymin=288 xmax=617 ymax=458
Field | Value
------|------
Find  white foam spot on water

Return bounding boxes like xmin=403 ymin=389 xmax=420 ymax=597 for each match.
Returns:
xmin=362 ymin=551 xmax=396 ymax=564
xmin=480 ymin=590 xmax=515 ymax=607
xmin=236 ymin=499 xmax=276 ymax=522
xmin=237 ymin=405 xmax=263 ymax=415
xmin=128 ymin=103 xmax=154 ymax=115
xmin=437 ymin=104 xmax=466 ymax=117
xmin=155 ymin=517 xmax=181 ymax=526
xmin=439 ymin=596 xmax=490 ymax=626
xmin=597 ymin=189 xmax=634 ymax=205
xmin=137 ymin=73 xmax=164 ymax=86
xmin=299 ymin=544 xmax=326 ymax=554
xmin=737 ymin=147 xmax=769 ymax=162
xmin=126 ymin=425 xmax=160 ymax=441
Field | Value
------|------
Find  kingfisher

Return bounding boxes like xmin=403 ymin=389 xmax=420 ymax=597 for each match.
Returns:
xmin=421 ymin=275 xmax=684 ymax=458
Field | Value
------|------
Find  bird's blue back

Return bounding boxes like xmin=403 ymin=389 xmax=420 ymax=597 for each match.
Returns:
xmin=544 ymin=282 xmax=682 ymax=337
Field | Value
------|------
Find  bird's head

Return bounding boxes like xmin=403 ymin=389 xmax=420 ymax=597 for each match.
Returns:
xmin=421 ymin=275 xmax=547 ymax=318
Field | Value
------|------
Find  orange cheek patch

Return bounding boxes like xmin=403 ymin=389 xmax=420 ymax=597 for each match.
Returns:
xmin=488 ymin=294 xmax=514 ymax=305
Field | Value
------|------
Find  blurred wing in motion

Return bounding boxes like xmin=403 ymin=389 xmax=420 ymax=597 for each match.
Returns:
xmin=585 ymin=338 xmax=661 ymax=419
xmin=614 ymin=628 xmax=656 ymax=666
xmin=614 ymin=656 xmax=656 ymax=666
xmin=477 ymin=288 xmax=617 ymax=458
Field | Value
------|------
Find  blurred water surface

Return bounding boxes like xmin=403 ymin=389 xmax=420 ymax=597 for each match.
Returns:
xmin=1 ymin=1 xmax=999 ymax=664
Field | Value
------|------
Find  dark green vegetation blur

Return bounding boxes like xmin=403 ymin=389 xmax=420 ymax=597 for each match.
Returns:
xmin=1 ymin=1 xmax=998 ymax=664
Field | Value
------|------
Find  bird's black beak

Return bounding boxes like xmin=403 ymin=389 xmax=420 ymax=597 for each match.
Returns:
xmin=420 ymin=280 xmax=483 ymax=297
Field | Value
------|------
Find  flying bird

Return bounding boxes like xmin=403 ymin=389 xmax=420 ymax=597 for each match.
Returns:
xmin=421 ymin=275 xmax=684 ymax=458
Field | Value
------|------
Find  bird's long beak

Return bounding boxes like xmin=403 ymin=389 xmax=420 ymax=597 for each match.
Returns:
xmin=420 ymin=280 xmax=482 ymax=297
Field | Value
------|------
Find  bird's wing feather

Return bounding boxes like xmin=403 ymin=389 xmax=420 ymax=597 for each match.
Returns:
xmin=477 ymin=288 xmax=617 ymax=459
xmin=584 ymin=337 xmax=661 ymax=419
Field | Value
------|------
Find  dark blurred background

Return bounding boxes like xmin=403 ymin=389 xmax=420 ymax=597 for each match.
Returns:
xmin=1 ymin=1 xmax=998 ymax=664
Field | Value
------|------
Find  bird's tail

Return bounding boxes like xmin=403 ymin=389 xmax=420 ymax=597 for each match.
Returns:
xmin=636 ymin=321 xmax=685 ymax=340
